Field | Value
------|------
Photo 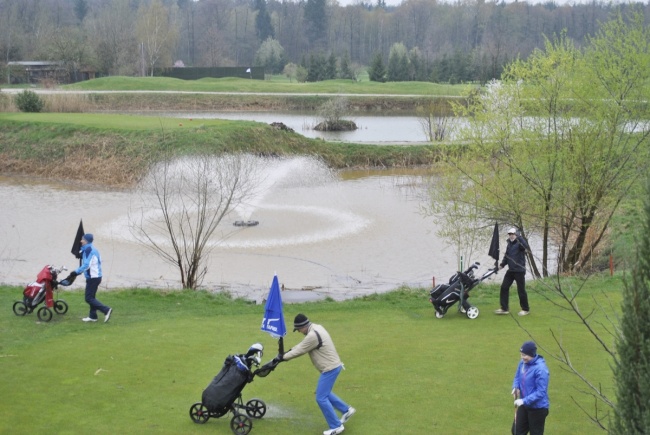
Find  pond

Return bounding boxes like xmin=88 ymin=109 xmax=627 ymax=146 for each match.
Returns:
xmin=1 ymin=158 xmax=495 ymax=302
xmin=137 ymin=111 xmax=442 ymax=144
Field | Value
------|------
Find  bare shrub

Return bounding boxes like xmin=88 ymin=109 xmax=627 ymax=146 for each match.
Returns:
xmin=129 ymin=153 xmax=264 ymax=289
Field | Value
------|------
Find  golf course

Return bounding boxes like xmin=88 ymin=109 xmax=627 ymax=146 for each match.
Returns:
xmin=0 ymin=76 xmax=637 ymax=434
xmin=1 ymin=276 xmax=621 ymax=434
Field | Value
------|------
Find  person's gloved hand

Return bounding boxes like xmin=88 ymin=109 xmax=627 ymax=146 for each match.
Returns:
xmin=272 ymin=353 xmax=284 ymax=364
xmin=69 ymin=271 xmax=78 ymax=277
xmin=514 ymin=399 xmax=524 ymax=407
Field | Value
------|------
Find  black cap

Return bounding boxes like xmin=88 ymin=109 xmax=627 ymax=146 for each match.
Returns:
xmin=293 ymin=313 xmax=310 ymax=331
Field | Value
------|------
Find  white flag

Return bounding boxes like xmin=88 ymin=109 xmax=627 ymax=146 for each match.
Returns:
xmin=246 ymin=68 xmax=251 ymax=73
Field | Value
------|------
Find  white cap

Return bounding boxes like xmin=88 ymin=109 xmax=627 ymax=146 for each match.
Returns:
xmin=508 ymin=228 xmax=517 ymax=234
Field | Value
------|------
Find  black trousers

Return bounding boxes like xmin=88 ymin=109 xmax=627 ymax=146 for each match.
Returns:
xmin=500 ymin=270 xmax=529 ymax=311
xmin=512 ymin=406 xmax=549 ymax=435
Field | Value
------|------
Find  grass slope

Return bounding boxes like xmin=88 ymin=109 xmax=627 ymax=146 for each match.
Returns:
xmin=0 ymin=275 xmax=621 ymax=434
xmin=0 ymin=113 xmax=442 ymax=187
xmin=64 ymin=76 xmax=470 ymax=97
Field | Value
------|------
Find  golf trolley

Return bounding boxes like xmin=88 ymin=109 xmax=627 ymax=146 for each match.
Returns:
xmin=189 ymin=345 xmax=280 ymax=435
xmin=429 ymin=262 xmax=497 ymax=319
xmin=189 ymin=394 xmax=267 ymax=435
xmin=12 ymin=265 xmax=73 ymax=322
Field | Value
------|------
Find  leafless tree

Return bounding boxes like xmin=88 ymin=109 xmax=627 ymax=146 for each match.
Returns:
xmin=417 ymin=99 xmax=454 ymax=142
xmin=129 ymin=153 xmax=262 ymax=290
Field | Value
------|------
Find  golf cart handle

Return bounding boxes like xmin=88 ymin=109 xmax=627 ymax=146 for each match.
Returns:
xmin=480 ymin=267 xmax=499 ymax=281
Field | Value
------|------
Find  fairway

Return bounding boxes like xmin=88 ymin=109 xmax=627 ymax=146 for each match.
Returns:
xmin=0 ymin=277 xmax=620 ymax=434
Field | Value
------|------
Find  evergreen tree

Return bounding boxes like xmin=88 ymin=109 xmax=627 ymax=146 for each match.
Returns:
xmin=612 ymin=181 xmax=650 ymax=434
xmin=387 ymin=43 xmax=409 ymax=81
xmin=367 ymin=52 xmax=386 ymax=82
xmin=307 ymin=53 xmax=327 ymax=82
xmin=74 ymin=0 xmax=88 ymax=23
xmin=326 ymin=52 xmax=337 ymax=80
xmin=305 ymin=0 xmax=327 ymax=45
xmin=254 ymin=0 xmax=275 ymax=42
xmin=339 ymin=51 xmax=354 ymax=80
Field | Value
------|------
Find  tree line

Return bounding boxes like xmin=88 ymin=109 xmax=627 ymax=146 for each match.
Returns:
xmin=1 ymin=0 xmax=649 ymax=84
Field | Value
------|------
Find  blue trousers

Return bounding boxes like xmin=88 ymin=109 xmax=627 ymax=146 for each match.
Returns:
xmin=316 ymin=365 xmax=349 ymax=429
xmin=84 ymin=277 xmax=109 ymax=319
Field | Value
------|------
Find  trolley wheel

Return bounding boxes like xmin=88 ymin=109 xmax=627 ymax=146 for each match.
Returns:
xmin=13 ymin=301 xmax=28 ymax=316
xmin=245 ymin=398 xmax=266 ymax=418
xmin=54 ymin=300 xmax=69 ymax=315
xmin=37 ymin=306 xmax=53 ymax=322
xmin=466 ymin=306 xmax=479 ymax=319
xmin=230 ymin=413 xmax=253 ymax=435
xmin=189 ymin=402 xmax=210 ymax=424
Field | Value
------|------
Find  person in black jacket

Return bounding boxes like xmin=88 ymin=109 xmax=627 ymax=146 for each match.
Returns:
xmin=495 ymin=228 xmax=531 ymax=316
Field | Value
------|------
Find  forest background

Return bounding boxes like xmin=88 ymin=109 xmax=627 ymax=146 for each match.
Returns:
xmin=2 ymin=0 xmax=649 ymax=85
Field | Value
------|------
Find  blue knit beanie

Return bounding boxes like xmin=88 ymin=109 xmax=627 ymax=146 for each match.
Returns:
xmin=520 ymin=341 xmax=537 ymax=357
xmin=83 ymin=233 xmax=94 ymax=244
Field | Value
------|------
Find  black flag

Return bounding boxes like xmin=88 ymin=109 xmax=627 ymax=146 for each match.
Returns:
xmin=71 ymin=220 xmax=85 ymax=266
xmin=488 ymin=222 xmax=500 ymax=268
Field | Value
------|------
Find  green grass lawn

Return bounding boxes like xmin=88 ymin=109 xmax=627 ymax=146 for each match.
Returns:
xmin=64 ymin=76 xmax=471 ymax=97
xmin=0 ymin=112 xmax=245 ymax=131
xmin=0 ymin=275 xmax=622 ymax=434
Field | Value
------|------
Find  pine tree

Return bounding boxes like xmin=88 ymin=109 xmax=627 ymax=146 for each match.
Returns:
xmin=339 ymin=51 xmax=354 ymax=80
xmin=612 ymin=181 xmax=650 ymax=433
xmin=254 ymin=0 xmax=275 ymax=42
xmin=367 ymin=52 xmax=386 ymax=82
xmin=304 ymin=0 xmax=327 ymax=45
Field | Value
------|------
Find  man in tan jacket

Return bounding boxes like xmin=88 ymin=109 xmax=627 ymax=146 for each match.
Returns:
xmin=278 ymin=314 xmax=356 ymax=435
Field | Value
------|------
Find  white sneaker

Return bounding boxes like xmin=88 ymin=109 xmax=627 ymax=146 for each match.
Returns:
xmin=518 ymin=310 xmax=530 ymax=316
xmin=323 ymin=425 xmax=344 ymax=435
xmin=494 ymin=308 xmax=510 ymax=315
xmin=341 ymin=407 xmax=356 ymax=423
xmin=82 ymin=317 xmax=97 ymax=322
xmin=104 ymin=308 xmax=112 ymax=323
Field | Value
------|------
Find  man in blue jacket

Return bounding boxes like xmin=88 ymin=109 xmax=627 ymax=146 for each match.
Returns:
xmin=495 ymin=227 xmax=531 ymax=316
xmin=512 ymin=341 xmax=550 ymax=435
xmin=70 ymin=233 xmax=112 ymax=323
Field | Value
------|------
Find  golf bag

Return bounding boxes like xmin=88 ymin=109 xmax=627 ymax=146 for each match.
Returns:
xmin=13 ymin=265 xmax=72 ymax=322
xmin=202 ymin=355 xmax=254 ymax=411
xmin=429 ymin=262 xmax=497 ymax=319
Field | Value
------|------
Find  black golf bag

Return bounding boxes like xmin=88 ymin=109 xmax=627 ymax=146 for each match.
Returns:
xmin=202 ymin=355 xmax=254 ymax=411
xmin=429 ymin=262 xmax=497 ymax=319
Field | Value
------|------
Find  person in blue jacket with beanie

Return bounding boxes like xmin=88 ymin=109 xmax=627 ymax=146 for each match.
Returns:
xmin=512 ymin=341 xmax=549 ymax=435
xmin=70 ymin=233 xmax=112 ymax=323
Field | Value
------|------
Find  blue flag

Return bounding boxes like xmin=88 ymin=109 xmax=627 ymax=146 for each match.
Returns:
xmin=261 ymin=275 xmax=286 ymax=339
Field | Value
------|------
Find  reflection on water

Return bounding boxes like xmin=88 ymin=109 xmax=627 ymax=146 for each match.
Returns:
xmin=0 ymin=157 xmax=467 ymax=301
